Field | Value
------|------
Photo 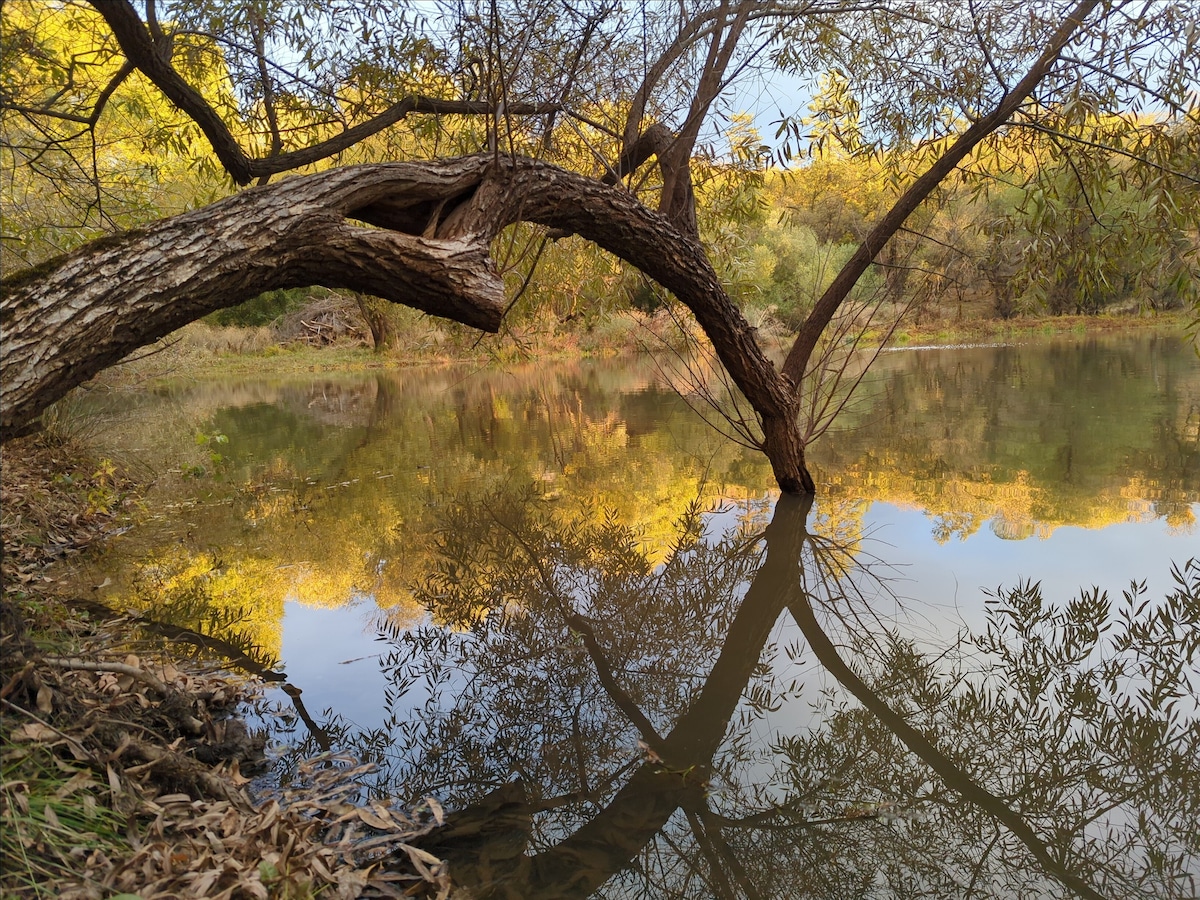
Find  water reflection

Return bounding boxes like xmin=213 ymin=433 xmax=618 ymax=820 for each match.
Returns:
xmin=257 ymin=488 xmax=1197 ymax=899
xmin=819 ymin=334 xmax=1199 ymax=538
xmin=79 ymin=337 xmax=1199 ymax=655
xmin=62 ymin=337 xmax=1200 ymax=896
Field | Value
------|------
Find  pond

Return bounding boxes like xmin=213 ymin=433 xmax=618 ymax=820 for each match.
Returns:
xmin=64 ymin=332 xmax=1199 ymax=898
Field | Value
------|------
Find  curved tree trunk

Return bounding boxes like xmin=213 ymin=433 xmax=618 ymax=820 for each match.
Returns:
xmin=5 ymin=0 xmax=1091 ymax=490
xmin=1 ymin=158 xmax=506 ymax=440
xmin=1 ymin=154 xmax=818 ymax=493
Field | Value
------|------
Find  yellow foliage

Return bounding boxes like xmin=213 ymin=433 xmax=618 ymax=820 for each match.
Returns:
xmin=1 ymin=2 xmax=236 ymax=262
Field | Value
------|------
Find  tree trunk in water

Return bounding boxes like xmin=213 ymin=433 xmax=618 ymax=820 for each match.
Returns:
xmin=761 ymin=413 xmax=815 ymax=495
xmin=2 ymin=154 xmax=816 ymax=494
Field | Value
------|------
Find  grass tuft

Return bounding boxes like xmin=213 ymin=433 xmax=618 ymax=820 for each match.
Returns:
xmin=1 ymin=736 xmax=126 ymax=898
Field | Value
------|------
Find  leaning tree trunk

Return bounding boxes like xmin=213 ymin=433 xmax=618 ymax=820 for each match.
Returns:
xmin=1 ymin=154 xmax=817 ymax=493
xmin=0 ymin=158 xmax=506 ymax=440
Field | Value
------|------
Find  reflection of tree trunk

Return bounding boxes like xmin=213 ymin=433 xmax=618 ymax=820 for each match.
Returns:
xmin=411 ymin=780 xmax=531 ymax=887
xmin=450 ymin=496 xmax=813 ymax=899
xmin=368 ymin=374 xmax=405 ymax=429
xmin=281 ymin=684 xmax=334 ymax=753
xmin=438 ymin=491 xmax=1111 ymax=899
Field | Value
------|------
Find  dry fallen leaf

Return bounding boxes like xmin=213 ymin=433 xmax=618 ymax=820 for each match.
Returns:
xmin=355 ymin=808 xmax=394 ymax=831
xmin=11 ymin=722 xmax=59 ymax=742
xmin=424 ymin=795 xmax=444 ymax=826
xmin=224 ymin=759 xmax=250 ymax=787
xmin=106 ymin=764 xmax=122 ymax=795
xmin=54 ymin=771 xmax=97 ymax=799
xmin=369 ymin=801 xmax=399 ymax=828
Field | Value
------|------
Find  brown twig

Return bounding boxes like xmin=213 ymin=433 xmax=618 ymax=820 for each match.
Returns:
xmin=40 ymin=656 xmax=169 ymax=695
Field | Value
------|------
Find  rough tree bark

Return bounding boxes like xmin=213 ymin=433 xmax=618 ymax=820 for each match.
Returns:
xmin=0 ymin=154 xmax=816 ymax=491
xmin=0 ymin=158 xmax=505 ymax=441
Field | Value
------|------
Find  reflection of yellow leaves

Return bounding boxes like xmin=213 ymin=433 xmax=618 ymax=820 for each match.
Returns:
xmin=822 ymin=463 xmax=1168 ymax=542
xmin=1165 ymin=507 xmax=1195 ymax=533
xmin=119 ymin=546 xmax=286 ymax=660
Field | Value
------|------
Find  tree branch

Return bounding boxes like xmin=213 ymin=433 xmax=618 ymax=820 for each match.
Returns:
xmin=1 ymin=158 xmax=505 ymax=437
xmin=41 ymin=656 xmax=169 ymax=696
xmin=89 ymin=0 xmax=563 ymax=185
xmin=781 ymin=0 xmax=1103 ymax=383
xmin=91 ymin=0 xmax=256 ymax=183
xmin=786 ymin=589 xmax=1106 ymax=900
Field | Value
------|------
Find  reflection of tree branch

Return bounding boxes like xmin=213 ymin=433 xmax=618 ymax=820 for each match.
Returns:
xmin=704 ymin=803 xmax=905 ymax=831
xmin=484 ymin=501 xmax=667 ymax=754
xmin=67 ymin=597 xmax=285 ymax=681
xmin=685 ymin=809 xmax=740 ymax=900
xmin=282 ymin=683 xmax=334 ymax=753
xmin=441 ymin=496 xmax=806 ymax=897
xmin=966 ymin=825 xmax=1005 ymax=897
xmin=570 ymin=701 xmax=591 ymax=798
xmin=508 ymin=495 xmax=814 ymax=898
xmin=565 ymin=611 xmax=667 ymax=757
xmin=534 ymin=757 xmax=640 ymax=812
xmin=695 ymin=809 xmax=764 ymax=900
xmin=785 ymin=589 xmax=1107 ymax=900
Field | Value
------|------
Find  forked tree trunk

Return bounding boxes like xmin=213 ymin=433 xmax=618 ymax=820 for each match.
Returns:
xmin=356 ymin=296 xmax=400 ymax=351
xmin=2 ymin=0 xmax=1100 ymax=499
xmin=1 ymin=154 xmax=818 ymax=493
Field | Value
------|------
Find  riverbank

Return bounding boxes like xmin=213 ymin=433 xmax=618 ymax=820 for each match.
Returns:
xmin=886 ymin=308 xmax=1194 ymax=347
xmin=0 ymin=436 xmax=452 ymax=898
xmin=93 ymin=307 xmax=1194 ymax=390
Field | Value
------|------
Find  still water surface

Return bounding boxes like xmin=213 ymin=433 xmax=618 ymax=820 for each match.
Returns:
xmin=70 ymin=333 xmax=1199 ymax=898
